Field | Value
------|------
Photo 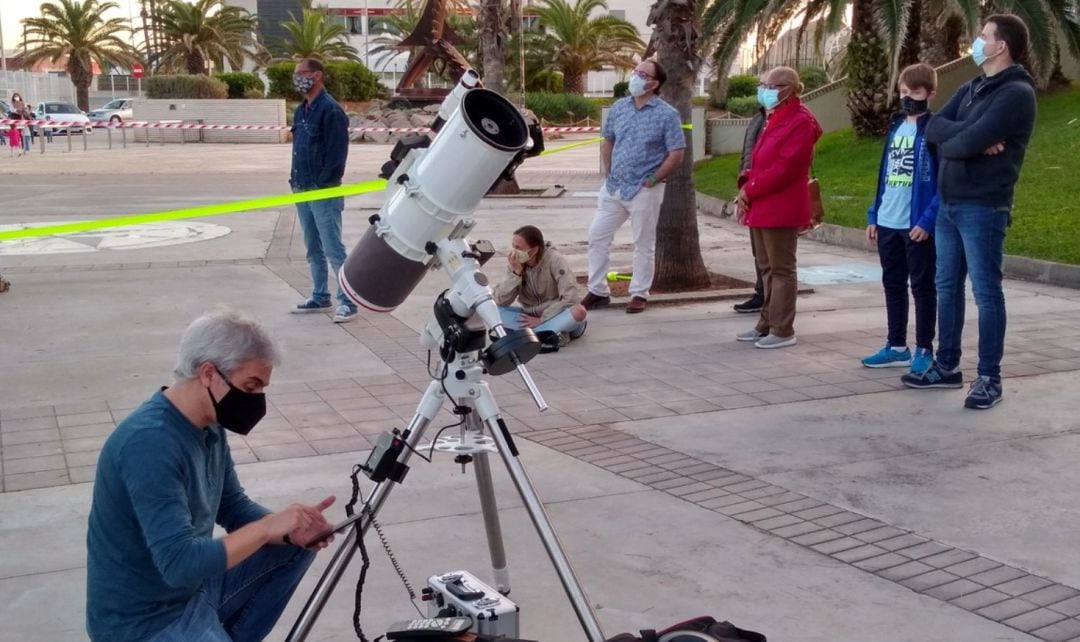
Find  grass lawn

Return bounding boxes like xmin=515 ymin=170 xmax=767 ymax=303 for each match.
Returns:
xmin=695 ymin=84 xmax=1080 ymax=265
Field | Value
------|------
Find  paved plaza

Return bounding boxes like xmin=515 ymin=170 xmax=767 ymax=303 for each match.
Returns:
xmin=2 ymin=139 xmax=1080 ymax=641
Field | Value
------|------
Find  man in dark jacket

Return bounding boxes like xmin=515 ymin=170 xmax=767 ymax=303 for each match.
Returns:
xmin=901 ymin=14 xmax=1037 ymax=410
xmin=289 ymin=58 xmax=356 ymax=323
xmin=733 ymin=106 xmax=766 ymax=313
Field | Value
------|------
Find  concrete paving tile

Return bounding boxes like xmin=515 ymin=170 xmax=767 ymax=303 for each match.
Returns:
xmin=711 ymin=474 xmax=755 ymax=488
xmin=2 ymin=441 xmax=64 ymax=460
xmin=791 ymin=529 xmax=846 ymax=547
xmin=852 ymin=525 xmax=908 ymax=543
xmin=297 ymin=425 xmax=359 ymax=441
xmin=753 ymin=514 xmax=803 ymax=531
xmin=831 ymin=544 xmax=889 ymax=564
xmin=269 ymin=391 xmax=323 ymax=406
xmin=62 ymin=434 xmax=109 ymax=453
xmin=645 ymin=452 xmax=689 ymax=465
xmin=69 ymin=465 xmax=97 ymax=484
xmin=680 ymin=487 xmax=731 ymax=503
xmin=975 ymin=597 xmax=1040 ymax=622
xmin=52 ymin=400 xmax=109 ymax=415
xmin=811 ymin=536 xmax=866 ymax=555
xmin=739 ymin=485 xmax=789 ymax=501
xmin=713 ymin=395 xmax=766 ymax=409
xmin=755 ymin=491 xmax=807 ymax=507
xmin=920 ymin=549 xmax=979 ymax=569
xmin=735 ymin=507 xmax=784 ymax=523
xmin=895 ymin=541 xmax=952 ymax=560
xmin=814 ymin=511 xmax=869 ymax=529
xmin=949 ymin=587 xmax=1011 ymax=610
xmin=783 ymin=499 xmax=835 ymax=516
xmin=699 ymin=494 xmax=756 ymax=510
xmin=717 ymin=500 xmax=767 ymax=516
xmin=876 ymin=560 xmax=935 ymax=581
xmin=55 ymin=411 xmax=113 ymax=428
xmin=661 ymin=398 xmax=722 ymax=415
xmin=874 ymin=533 xmax=930 ymax=552
xmin=833 ymin=518 xmax=887 ymax=536
xmin=0 ymin=415 xmax=58 ymax=431
xmin=0 ymin=406 xmax=55 ymax=421
xmin=897 ymin=570 xmax=959 ymax=592
xmin=1045 ymin=587 xmax=1080 ymax=619
xmin=244 ymin=429 xmax=305 ymax=448
xmin=59 ymin=422 xmax=115 ymax=440
xmin=771 ymin=521 xmax=825 ymax=539
xmin=798 ymin=384 xmax=853 ymax=399
xmin=1029 ymin=618 xmax=1080 ymax=641
xmin=4 ymin=469 xmax=70 ymax=491
xmin=1001 ymin=607 xmax=1068 ymax=632
xmin=724 ymin=479 xmax=771 ymax=494
xmin=853 ymin=552 xmax=910 ymax=572
xmin=329 ymin=396 xmax=387 ymax=412
xmin=666 ymin=482 xmax=713 ymax=498
xmin=619 ymin=404 xmax=678 ymax=421
xmin=651 ymin=477 xmax=699 ymax=491
xmin=753 ymin=389 xmax=813 ymax=405
xmin=309 ymin=436 xmax=372 ymax=455
xmin=3 ymin=454 xmax=66 ymax=475
xmin=967 ymin=565 xmax=1029 ymax=587
xmin=337 ymin=406 xmax=398 ymax=423
xmin=251 ymin=441 xmax=317 ymax=461
xmin=2 ymin=428 xmax=60 ymax=447
xmin=995 ymin=575 xmax=1056 ymax=597
xmin=1024 ymin=586 xmax=1080 ymax=608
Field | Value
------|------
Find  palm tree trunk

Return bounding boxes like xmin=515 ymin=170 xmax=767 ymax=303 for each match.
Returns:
xmin=68 ymin=58 xmax=94 ymax=113
xmin=564 ymin=72 xmax=585 ymax=94
xmin=187 ymin=49 xmax=206 ymax=75
xmin=845 ymin=0 xmax=892 ymax=137
xmin=478 ymin=0 xmax=507 ymax=94
xmin=650 ymin=0 xmax=710 ymax=292
xmin=919 ymin=12 xmax=964 ymax=65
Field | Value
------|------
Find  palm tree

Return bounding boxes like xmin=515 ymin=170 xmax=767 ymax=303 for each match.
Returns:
xmin=648 ymin=0 xmax=711 ymax=291
xmin=526 ymin=0 xmax=644 ymax=94
xmin=20 ymin=0 xmax=140 ymax=112
xmin=477 ymin=0 xmax=509 ymax=94
xmin=279 ymin=1 xmax=361 ymax=62
xmin=156 ymin=0 xmax=260 ymax=75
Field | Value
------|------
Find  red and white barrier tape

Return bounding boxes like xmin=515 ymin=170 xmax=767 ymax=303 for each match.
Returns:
xmin=0 ymin=118 xmax=601 ymax=134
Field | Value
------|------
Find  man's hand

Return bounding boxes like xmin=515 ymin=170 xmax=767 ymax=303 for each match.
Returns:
xmin=288 ymin=496 xmax=336 ymax=549
xmin=866 ymin=224 xmax=877 ymax=244
xmin=984 ymin=142 xmax=1005 ymax=155
xmin=909 ymin=225 xmax=930 ymax=242
xmin=520 ymin=314 xmax=541 ymax=329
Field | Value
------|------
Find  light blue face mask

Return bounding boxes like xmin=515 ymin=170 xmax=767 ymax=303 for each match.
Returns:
xmin=757 ymin=86 xmax=780 ymax=110
xmin=971 ymin=36 xmax=996 ymax=67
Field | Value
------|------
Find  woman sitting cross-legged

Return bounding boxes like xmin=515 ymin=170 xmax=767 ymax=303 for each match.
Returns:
xmin=492 ymin=225 xmax=587 ymax=351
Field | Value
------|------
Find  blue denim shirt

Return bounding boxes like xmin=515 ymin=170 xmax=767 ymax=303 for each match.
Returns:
xmin=86 ymin=390 xmax=269 ymax=642
xmin=290 ymin=89 xmax=350 ymax=190
xmin=602 ymin=95 xmax=685 ymax=200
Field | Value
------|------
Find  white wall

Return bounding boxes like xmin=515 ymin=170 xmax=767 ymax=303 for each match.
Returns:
xmin=131 ymin=99 xmax=288 ymax=143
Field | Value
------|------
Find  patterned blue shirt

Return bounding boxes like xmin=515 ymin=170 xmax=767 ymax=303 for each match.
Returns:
xmin=602 ymin=95 xmax=686 ymax=200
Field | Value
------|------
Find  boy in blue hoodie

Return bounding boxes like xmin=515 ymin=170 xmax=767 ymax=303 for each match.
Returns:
xmin=861 ymin=63 xmax=940 ymax=373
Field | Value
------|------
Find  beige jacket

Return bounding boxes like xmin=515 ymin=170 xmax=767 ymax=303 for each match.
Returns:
xmin=492 ymin=245 xmax=579 ymax=322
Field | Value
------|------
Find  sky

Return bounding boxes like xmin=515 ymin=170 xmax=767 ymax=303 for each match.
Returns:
xmin=0 ymin=0 xmax=143 ymax=53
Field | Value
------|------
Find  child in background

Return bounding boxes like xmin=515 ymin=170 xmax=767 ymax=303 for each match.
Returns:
xmin=861 ymin=63 xmax=941 ymax=373
xmin=7 ymin=123 xmax=23 ymax=157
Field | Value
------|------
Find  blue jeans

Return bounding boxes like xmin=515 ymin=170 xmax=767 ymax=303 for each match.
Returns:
xmin=935 ymin=202 xmax=1010 ymax=379
xmin=150 ymin=545 xmax=314 ymax=642
xmin=295 ymin=194 xmax=353 ymax=309
xmin=499 ymin=306 xmax=586 ymax=338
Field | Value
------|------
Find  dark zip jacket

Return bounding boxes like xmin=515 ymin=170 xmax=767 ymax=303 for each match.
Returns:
xmin=290 ymin=89 xmax=350 ymax=190
xmin=925 ymin=64 xmax=1037 ymax=208
xmin=867 ymin=112 xmax=940 ymax=232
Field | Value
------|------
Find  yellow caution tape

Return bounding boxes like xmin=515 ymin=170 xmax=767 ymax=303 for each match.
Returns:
xmin=0 ymin=180 xmax=388 ymax=242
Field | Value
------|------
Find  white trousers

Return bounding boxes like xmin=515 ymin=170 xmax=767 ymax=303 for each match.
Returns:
xmin=587 ymin=184 xmax=665 ymax=299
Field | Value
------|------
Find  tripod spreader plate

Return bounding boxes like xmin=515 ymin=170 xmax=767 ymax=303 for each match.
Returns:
xmin=484 ymin=329 xmax=541 ymax=375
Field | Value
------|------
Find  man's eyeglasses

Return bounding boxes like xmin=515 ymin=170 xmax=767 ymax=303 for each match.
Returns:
xmin=758 ymin=83 xmax=789 ymax=90
xmin=631 ymin=70 xmax=655 ymax=80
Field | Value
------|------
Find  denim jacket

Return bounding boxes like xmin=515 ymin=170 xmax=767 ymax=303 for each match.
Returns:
xmin=290 ymin=89 xmax=350 ymax=190
xmin=867 ymin=112 xmax=940 ymax=232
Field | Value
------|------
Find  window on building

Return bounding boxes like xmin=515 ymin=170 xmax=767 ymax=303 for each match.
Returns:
xmin=347 ymin=16 xmax=363 ymax=35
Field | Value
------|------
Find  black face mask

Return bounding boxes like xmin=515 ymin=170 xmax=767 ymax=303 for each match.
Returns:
xmin=207 ymin=368 xmax=266 ymax=435
xmin=901 ymin=97 xmax=929 ymax=115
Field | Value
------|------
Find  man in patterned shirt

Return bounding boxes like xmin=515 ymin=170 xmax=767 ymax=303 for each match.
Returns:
xmin=582 ymin=59 xmax=686 ymax=314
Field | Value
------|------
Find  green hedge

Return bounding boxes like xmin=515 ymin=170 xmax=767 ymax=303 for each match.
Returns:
xmin=214 ymin=72 xmax=265 ymax=98
xmin=727 ymin=75 xmax=759 ymax=100
xmin=726 ymin=95 xmax=760 ymax=117
xmin=613 ymin=80 xmax=629 ymax=98
xmin=525 ymin=70 xmax=564 ymax=93
xmin=266 ymin=61 xmax=383 ymax=102
xmin=524 ymin=92 xmax=600 ymax=123
xmin=799 ymin=65 xmax=830 ymax=92
xmin=145 ymin=74 xmax=228 ymax=99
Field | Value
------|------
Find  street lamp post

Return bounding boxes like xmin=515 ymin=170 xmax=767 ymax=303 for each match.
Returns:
xmin=0 ymin=3 xmax=7 ymax=73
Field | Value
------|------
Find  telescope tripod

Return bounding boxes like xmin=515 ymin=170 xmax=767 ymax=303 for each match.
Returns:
xmin=286 ymin=345 xmax=606 ymax=642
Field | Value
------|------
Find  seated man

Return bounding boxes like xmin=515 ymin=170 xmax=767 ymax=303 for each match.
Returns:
xmin=492 ymin=225 xmax=587 ymax=350
xmin=86 ymin=310 xmax=336 ymax=642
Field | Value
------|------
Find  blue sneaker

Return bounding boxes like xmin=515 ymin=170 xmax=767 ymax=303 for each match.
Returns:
xmin=333 ymin=305 xmax=359 ymax=323
xmin=293 ymin=298 xmax=332 ymax=314
xmin=901 ymin=361 xmax=964 ymax=389
xmin=861 ymin=344 xmax=911 ymax=368
xmin=964 ymin=375 xmax=1003 ymax=409
xmin=910 ymin=347 xmax=933 ymax=374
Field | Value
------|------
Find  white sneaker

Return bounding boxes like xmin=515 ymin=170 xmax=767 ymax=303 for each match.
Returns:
xmin=736 ymin=329 xmax=766 ymax=342
xmin=333 ymin=305 xmax=358 ymax=323
xmin=755 ymin=334 xmax=797 ymax=349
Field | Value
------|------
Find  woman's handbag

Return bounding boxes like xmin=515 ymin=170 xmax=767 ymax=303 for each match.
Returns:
xmin=800 ymin=162 xmax=825 ymax=236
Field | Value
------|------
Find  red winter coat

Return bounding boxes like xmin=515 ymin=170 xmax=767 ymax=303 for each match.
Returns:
xmin=738 ymin=98 xmax=822 ymax=228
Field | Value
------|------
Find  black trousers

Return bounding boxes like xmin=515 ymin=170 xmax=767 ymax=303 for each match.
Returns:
xmin=876 ymin=226 xmax=936 ymax=350
xmin=750 ymin=233 xmax=764 ymax=296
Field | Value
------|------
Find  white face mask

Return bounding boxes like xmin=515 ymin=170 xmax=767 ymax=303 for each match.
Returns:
xmin=628 ymin=75 xmax=648 ymax=97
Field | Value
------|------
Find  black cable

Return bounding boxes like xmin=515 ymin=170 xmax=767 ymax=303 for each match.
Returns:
xmin=370 ymin=512 xmax=424 ymax=616
xmin=400 ymin=438 xmax=431 ymax=463
xmin=346 ymin=465 xmax=372 ymax=642
xmin=428 ymin=416 xmax=467 ymax=461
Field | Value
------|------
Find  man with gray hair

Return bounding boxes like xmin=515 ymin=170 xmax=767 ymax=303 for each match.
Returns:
xmin=86 ymin=310 xmax=336 ymax=642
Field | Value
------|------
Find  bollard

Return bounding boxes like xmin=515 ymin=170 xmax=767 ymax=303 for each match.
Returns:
xmin=122 ymin=126 xmax=127 ymax=148
xmin=82 ymin=128 xmax=88 ymax=151
xmin=39 ymin=130 xmax=46 ymax=154
xmin=107 ymin=126 xmax=112 ymax=150
xmin=67 ymin=130 xmax=73 ymax=153
xmin=160 ymin=128 xmax=165 ymax=146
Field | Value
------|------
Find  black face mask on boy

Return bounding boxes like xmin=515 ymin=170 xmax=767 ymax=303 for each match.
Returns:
xmin=901 ymin=96 xmax=929 ymax=115
xmin=207 ymin=367 xmax=266 ymax=435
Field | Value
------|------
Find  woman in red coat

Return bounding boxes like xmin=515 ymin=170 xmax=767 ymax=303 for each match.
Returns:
xmin=735 ymin=66 xmax=822 ymax=349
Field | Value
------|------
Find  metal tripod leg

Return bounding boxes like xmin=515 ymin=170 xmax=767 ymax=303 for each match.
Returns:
xmin=467 ymin=405 xmax=511 ymax=594
xmin=472 ymin=383 xmax=606 ymax=642
xmin=285 ymin=381 xmax=444 ymax=642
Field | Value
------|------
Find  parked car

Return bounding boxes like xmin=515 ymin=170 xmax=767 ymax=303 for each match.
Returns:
xmin=33 ymin=102 xmax=93 ymax=136
xmin=88 ymin=98 xmax=135 ymax=126
xmin=0 ymin=99 xmax=13 ymax=117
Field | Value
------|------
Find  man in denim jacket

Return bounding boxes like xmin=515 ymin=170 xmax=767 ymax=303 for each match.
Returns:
xmin=289 ymin=58 xmax=356 ymax=323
